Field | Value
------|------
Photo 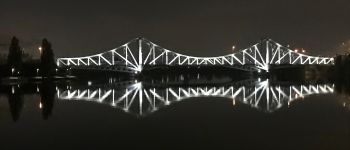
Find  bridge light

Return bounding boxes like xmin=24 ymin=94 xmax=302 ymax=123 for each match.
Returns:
xmin=88 ymin=81 xmax=92 ymax=86
xmin=294 ymin=49 xmax=298 ymax=53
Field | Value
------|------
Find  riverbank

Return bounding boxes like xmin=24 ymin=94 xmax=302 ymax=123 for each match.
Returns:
xmin=0 ymin=76 xmax=76 ymax=85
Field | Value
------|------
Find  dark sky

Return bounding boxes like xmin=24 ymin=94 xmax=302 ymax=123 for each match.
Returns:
xmin=0 ymin=0 xmax=349 ymax=58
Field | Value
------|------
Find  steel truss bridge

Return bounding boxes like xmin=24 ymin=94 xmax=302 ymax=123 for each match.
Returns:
xmin=56 ymin=38 xmax=334 ymax=74
xmin=57 ymin=80 xmax=334 ymax=116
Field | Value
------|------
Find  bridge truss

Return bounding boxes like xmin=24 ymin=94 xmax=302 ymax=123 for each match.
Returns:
xmin=57 ymin=38 xmax=334 ymax=73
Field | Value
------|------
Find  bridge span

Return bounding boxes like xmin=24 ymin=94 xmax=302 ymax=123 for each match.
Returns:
xmin=57 ymin=38 xmax=334 ymax=74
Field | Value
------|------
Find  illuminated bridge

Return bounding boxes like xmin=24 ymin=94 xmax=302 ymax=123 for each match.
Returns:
xmin=57 ymin=80 xmax=334 ymax=116
xmin=56 ymin=38 xmax=334 ymax=74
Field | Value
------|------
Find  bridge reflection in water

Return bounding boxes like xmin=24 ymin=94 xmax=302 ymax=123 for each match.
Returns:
xmin=57 ymin=79 xmax=334 ymax=116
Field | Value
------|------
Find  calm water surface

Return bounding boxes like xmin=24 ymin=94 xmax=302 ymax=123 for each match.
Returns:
xmin=0 ymin=76 xmax=349 ymax=150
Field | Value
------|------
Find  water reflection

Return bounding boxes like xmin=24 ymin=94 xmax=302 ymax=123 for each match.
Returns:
xmin=2 ymin=76 xmax=349 ymax=120
xmin=39 ymin=81 xmax=56 ymax=120
xmin=2 ymin=81 xmax=56 ymax=121
xmin=7 ymin=85 xmax=23 ymax=121
xmin=57 ymin=79 xmax=335 ymax=116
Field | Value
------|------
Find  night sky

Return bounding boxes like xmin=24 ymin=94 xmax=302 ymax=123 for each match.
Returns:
xmin=0 ymin=0 xmax=349 ymax=58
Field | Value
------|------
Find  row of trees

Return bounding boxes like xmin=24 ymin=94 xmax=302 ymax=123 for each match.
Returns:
xmin=7 ymin=36 xmax=56 ymax=77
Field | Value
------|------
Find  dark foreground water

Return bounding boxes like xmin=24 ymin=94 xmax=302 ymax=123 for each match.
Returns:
xmin=0 ymin=77 xmax=349 ymax=150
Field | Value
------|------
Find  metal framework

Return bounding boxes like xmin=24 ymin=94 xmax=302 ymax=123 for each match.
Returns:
xmin=57 ymin=38 xmax=334 ymax=73
xmin=57 ymin=80 xmax=334 ymax=116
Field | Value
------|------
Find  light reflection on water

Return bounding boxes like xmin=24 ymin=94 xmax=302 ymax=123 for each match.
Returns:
xmin=57 ymin=79 xmax=335 ymax=116
xmin=0 ymin=76 xmax=350 ymax=149
xmin=0 ymin=75 xmax=349 ymax=121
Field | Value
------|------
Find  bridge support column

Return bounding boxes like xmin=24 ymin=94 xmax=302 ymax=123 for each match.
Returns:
xmin=138 ymin=38 xmax=143 ymax=72
xmin=265 ymin=40 xmax=270 ymax=72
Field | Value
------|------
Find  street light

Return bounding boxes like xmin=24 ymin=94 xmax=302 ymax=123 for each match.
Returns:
xmin=231 ymin=45 xmax=236 ymax=53
xmin=38 ymin=46 xmax=42 ymax=54
xmin=11 ymin=68 xmax=15 ymax=76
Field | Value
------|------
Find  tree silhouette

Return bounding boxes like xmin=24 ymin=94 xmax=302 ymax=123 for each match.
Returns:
xmin=7 ymin=36 xmax=23 ymax=75
xmin=40 ymin=39 xmax=56 ymax=77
